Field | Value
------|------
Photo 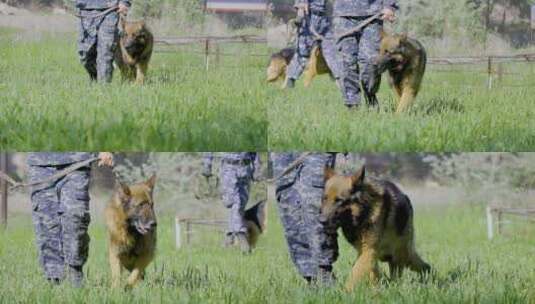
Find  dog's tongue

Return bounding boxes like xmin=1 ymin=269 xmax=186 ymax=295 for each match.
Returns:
xmin=136 ymin=223 xmax=147 ymax=234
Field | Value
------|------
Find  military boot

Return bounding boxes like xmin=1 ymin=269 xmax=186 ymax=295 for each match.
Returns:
xmin=66 ymin=265 xmax=84 ymax=288
xmin=236 ymin=232 xmax=251 ymax=254
xmin=284 ymin=78 xmax=296 ymax=89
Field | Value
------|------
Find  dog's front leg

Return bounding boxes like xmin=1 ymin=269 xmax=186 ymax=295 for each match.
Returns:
xmin=109 ymin=249 xmax=122 ymax=288
xmin=345 ymin=248 xmax=379 ymax=292
xmin=135 ymin=63 xmax=147 ymax=85
xmin=127 ymin=268 xmax=143 ymax=287
xmin=396 ymin=87 xmax=415 ymax=113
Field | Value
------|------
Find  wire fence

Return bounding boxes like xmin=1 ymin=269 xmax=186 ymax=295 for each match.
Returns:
xmin=153 ymin=34 xmax=535 ymax=88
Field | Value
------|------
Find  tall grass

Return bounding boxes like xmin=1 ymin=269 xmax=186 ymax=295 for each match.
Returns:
xmin=268 ymin=62 xmax=535 ymax=151
xmin=0 ymin=31 xmax=268 ymax=151
xmin=0 ymin=204 xmax=534 ymax=303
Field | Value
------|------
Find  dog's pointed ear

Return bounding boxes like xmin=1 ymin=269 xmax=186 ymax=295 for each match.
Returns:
xmin=324 ymin=166 xmax=336 ymax=181
xmin=351 ymin=166 xmax=366 ymax=186
xmin=117 ymin=181 xmax=131 ymax=203
xmin=145 ymin=174 xmax=157 ymax=191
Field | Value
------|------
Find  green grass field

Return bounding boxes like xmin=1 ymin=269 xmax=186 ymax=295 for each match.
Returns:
xmin=1 ymin=204 xmax=534 ymax=303
xmin=0 ymin=29 xmax=267 ymax=151
xmin=2 ymin=27 xmax=535 ymax=151
xmin=268 ymin=62 xmax=535 ymax=151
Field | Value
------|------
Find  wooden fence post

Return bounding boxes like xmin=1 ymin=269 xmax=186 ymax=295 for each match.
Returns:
xmin=204 ymin=39 xmax=210 ymax=71
xmin=486 ymin=206 xmax=494 ymax=240
xmin=0 ymin=153 xmax=7 ymax=229
xmin=175 ymin=217 xmax=181 ymax=249
xmin=497 ymin=209 xmax=503 ymax=235
xmin=215 ymin=43 xmax=221 ymax=68
xmin=487 ymin=56 xmax=493 ymax=90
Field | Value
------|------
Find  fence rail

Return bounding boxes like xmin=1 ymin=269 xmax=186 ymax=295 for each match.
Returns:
xmin=175 ymin=217 xmax=226 ymax=249
xmin=486 ymin=206 xmax=535 ymax=240
xmin=154 ymin=35 xmax=535 ymax=88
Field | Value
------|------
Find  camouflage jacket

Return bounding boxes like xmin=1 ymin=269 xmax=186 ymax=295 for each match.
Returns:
xmin=294 ymin=0 xmax=328 ymax=14
xmin=74 ymin=0 xmax=131 ymax=10
xmin=333 ymin=0 xmax=399 ymax=17
xmin=27 ymin=152 xmax=96 ymax=166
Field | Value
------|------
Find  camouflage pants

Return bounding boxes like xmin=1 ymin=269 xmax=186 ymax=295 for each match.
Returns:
xmin=272 ymin=153 xmax=339 ymax=278
xmin=219 ymin=162 xmax=253 ymax=234
xmin=287 ymin=13 xmax=331 ymax=80
xmin=77 ymin=10 xmax=119 ymax=82
xmin=321 ymin=33 xmax=344 ymax=81
xmin=335 ymin=17 xmax=383 ymax=106
xmin=29 ymin=165 xmax=91 ymax=280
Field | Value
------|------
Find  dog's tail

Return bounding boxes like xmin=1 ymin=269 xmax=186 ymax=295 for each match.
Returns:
xmin=245 ymin=200 xmax=268 ymax=233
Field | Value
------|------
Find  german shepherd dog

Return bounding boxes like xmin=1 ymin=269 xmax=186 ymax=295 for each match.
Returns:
xmin=266 ymin=47 xmax=295 ymax=85
xmin=374 ymin=32 xmax=427 ymax=113
xmin=244 ymin=200 xmax=268 ymax=248
xmin=303 ymin=45 xmax=334 ymax=87
xmin=320 ymin=167 xmax=430 ymax=292
xmin=266 ymin=47 xmax=333 ymax=88
xmin=115 ymin=19 xmax=154 ymax=85
xmin=105 ymin=175 xmax=157 ymax=288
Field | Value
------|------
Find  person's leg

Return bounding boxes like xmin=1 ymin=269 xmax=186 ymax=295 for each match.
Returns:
xmin=58 ymin=168 xmax=91 ymax=287
xmin=321 ymin=36 xmax=344 ymax=89
xmin=29 ymin=165 xmax=64 ymax=283
xmin=234 ymin=164 xmax=253 ymax=253
xmin=272 ymin=153 xmax=315 ymax=281
xmin=220 ymin=164 xmax=239 ymax=246
xmin=77 ymin=15 xmax=98 ymax=81
xmin=358 ymin=20 xmax=383 ymax=106
xmin=286 ymin=21 xmax=315 ymax=87
xmin=335 ymin=17 xmax=361 ymax=107
xmin=96 ymin=12 xmax=119 ymax=83
xmin=299 ymin=153 xmax=338 ymax=285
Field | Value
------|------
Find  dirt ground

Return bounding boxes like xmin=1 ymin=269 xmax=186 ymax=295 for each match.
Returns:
xmin=0 ymin=3 xmax=76 ymax=33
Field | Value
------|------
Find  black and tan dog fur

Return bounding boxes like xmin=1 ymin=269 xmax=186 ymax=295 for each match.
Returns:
xmin=303 ymin=46 xmax=333 ymax=87
xmin=266 ymin=47 xmax=332 ymax=88
xmin=321 ymin=166 xmax=430 ymax=292
xmin=266 ymin=47 xmax=295 ymax=85
xmin=374 ymin=32 xmax=427 ymax=113
xmin=115 ymin=19 xmax=154 ymax=85
xmin=105 ymin=175 xmax=157 ymax=288
xmin=244 ymin=200 xmax=268 ymax=248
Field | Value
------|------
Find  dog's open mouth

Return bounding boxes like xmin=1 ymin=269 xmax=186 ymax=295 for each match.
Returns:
xmin=132 ymin=221 xmax=156 ymax=235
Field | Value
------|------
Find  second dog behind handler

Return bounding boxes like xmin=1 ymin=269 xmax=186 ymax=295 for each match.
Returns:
xmin=202 ymin=153 xmax=260 ymax=254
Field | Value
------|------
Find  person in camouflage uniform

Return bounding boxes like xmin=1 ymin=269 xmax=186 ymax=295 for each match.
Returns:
xmin=202 ymin=153 xmax=260 ymax=253
xmin=285 ymin=0 xmax=342 ymax=88
xmin=76 ymin=0 xmax=131 ymax=82
xmin=334 ymin=0 xmax=398 ymax=107
xmin=271 ymin=152 xmax=339 ymax=284
xmin=27 ymin=152 xmax=113 ymax=287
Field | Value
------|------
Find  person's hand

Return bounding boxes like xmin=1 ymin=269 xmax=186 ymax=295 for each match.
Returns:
xmin=118 ymin=3 xmax=129 ymax=15
xmin=98 ymin=152 xmax=114 ymax=167
xmin=381 ymin=8 xmax=396 ymax=22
